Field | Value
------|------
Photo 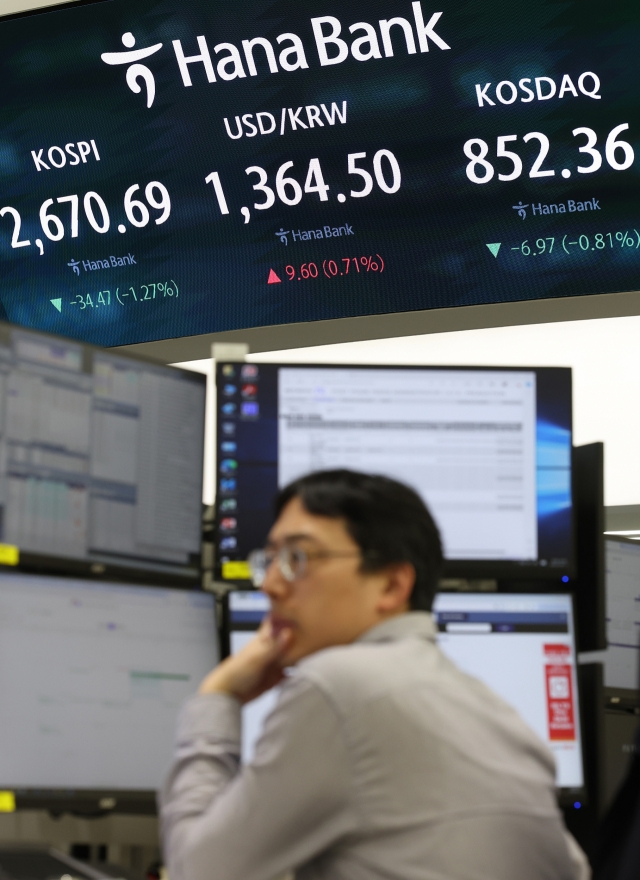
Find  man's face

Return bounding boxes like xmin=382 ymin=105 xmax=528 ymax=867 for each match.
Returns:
xmin=261 ymin=496 xmax=400 ymax=665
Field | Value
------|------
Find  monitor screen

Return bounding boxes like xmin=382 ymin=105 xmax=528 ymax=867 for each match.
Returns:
xmin=227 ymin=590 xmax=583 ymax=791
xmin=0 ymin=322 xmax=205 ymax=582
xmin=216 ymin=363 xmax=572 ymax=579
xmin=227 ymin=591 xmax=281 ymax=763
xmin=0 ymin=1 xmax=638 ymax=347
xmin=0 ymin=572 xmax=218 ymax=792
xmin=433 ymin=592 xmax=584 ymax=791
xmin=591 ymin=539 xmax=640 ymax=691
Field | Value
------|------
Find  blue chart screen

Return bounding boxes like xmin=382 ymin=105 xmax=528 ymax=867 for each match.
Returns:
xmin=0 ymin=0 xmax=638 ymax=346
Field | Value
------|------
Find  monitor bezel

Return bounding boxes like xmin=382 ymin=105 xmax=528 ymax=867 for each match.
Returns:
xmin=11 ymin=789 xmax=157 ymax=817
xmin=215 ymin=361 xmax=574 ymax=583
xmin=604 ymin=534 xmax=640 ymax=550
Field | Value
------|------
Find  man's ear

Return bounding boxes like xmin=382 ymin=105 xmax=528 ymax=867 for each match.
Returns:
xmin=375 ymin=562 xmax=415 ymax=614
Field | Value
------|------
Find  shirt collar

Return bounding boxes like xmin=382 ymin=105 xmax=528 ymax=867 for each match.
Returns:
xmin=356 ymin=611 xmax=437 ymax=645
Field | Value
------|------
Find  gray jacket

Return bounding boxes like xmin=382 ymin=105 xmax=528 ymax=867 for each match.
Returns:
xmin=160 ymin=612 xmax=587 ymax=880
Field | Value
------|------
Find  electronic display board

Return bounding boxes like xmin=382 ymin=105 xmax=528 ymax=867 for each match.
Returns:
xmin=0 ymin=0 xmax=638 ymax=347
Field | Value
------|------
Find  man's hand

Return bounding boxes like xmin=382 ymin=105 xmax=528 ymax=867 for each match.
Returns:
xmin=198 ymin=618 xmax=293 ymax=704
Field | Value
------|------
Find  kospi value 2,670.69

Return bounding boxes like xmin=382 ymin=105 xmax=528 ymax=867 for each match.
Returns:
xmin=0 ymin=182 xmax=171 ymax=254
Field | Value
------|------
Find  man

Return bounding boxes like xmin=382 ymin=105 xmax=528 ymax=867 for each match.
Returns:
xmin=161 ymin=470 xmax=588 ymax=880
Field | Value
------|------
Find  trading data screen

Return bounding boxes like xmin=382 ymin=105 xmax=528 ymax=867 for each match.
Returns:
xmin=0 ymin=573 xmax=218 ymax=790
xmin=0 ymin=323 xmax=205 ymax=578
xmin=216 ymin=363 xmax=572 ymax=577
xmin=228 ymin=591 xmax=281 ymax=763
xmin=228 ymin=590 xmax=583 ymax=790
xmin=590 ymin=540 xmax=640 ymax=691
xmin=433 ymin=593 xmax=584 ymax=790
xmin=0 ymin=1 xmax=638 ymax=346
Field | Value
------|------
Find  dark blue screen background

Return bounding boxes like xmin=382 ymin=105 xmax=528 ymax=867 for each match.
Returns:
xmin=0 ymin=0 xmax=638 ymax=347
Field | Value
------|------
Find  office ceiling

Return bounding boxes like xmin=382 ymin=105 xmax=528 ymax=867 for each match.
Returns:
xmin=1 ymin=0 xmax=73 ymax=16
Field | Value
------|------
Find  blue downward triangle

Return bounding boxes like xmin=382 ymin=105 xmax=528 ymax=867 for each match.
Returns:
xmin=486 ymin=242 xmax=501 ymax=258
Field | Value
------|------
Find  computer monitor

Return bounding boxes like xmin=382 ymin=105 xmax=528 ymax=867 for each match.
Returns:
xmin=215 ymin=363 xmax=573 ymax=580
xmin=0 ymin=322 xmax=205 ymax=584
xmin=225 ymin=590 xmax=281 ymax=764
xmin=0 ymin=572 xmax=217 ymax=811
xmin=226 ymin=590 xmax=584 ymax=796
xmin=433 ymin=592 xmax=584 ymax=795
xmin=592 ymin=538 xmax=640 ymax=692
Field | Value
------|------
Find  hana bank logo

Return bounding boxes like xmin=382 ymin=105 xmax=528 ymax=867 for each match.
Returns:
xmin=101 ymin=33 xmax=163 ymax=108
xmin=512 ymin=201 xmax=529 ymax=220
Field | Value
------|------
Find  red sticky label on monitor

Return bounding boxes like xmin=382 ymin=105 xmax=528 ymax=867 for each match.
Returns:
xmin=543 ymin=644 xmax=576 ymax=742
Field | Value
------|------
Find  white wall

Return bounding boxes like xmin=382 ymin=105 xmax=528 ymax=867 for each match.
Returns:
xmin=1 ymin=0 xmax=73 ymax=15
xmin=177 ymin=314 xmax=640 ymax=508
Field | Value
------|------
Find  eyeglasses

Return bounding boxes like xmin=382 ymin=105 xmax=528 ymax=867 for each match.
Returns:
xmin=247 ymin=546 xmax=361 ymax=586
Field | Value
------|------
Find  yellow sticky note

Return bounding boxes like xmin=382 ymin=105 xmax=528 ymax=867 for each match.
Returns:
xmin=0 ymin=792 xmax=16 ymax=813
xmin=222 ymin=561 xmax=251 ymax=581
xmin=0 ymin=545 xmax=19 ymax=566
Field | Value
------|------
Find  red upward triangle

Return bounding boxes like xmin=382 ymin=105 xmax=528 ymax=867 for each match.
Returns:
xmin=267 ymin=268 xmax=282 ymax=284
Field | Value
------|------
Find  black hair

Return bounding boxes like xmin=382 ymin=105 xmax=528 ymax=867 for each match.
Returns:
xmin=275 ymin=470 xmax=443 ymax=611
